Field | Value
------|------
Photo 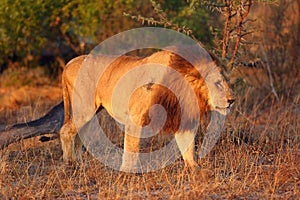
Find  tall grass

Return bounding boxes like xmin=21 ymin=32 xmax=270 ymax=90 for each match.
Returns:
xmin=0 ymin=83 xmax=299 ymax=199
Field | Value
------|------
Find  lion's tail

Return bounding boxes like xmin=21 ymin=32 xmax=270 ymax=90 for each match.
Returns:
xmin=62 ymin=72 xmax=71 ymax=123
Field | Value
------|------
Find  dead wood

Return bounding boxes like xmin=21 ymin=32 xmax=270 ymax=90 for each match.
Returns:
xmin=0 ymin=101 xmax=64 ymax=149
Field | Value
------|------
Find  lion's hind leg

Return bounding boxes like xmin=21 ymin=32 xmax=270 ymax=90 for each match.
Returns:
xmin=60 ymin=121 xmax=82 ymax=164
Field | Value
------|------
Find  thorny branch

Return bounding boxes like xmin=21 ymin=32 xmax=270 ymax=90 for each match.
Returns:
xmin=125 ymin=0 xmax=263 ymax=73
xmin=230 ymin=0 xmax=252 ymax=68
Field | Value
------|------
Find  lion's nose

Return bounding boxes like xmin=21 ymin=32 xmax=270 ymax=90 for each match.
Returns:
xmin=228 ymin=99 xmax=235 ymax=105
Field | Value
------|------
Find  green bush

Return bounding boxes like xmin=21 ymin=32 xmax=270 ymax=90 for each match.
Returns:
xmin=0 ymin=0 xmax=214 ymax=78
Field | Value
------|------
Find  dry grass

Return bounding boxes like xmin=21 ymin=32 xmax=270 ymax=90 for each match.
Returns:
xmin=0 ymin=69 xmax=299 ymax=199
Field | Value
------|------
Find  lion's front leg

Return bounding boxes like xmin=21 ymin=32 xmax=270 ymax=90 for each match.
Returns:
xmin=120 ymin=124 xmax=142 ymax=173
xmin=175 ymin=130 xmax=199 ymax=170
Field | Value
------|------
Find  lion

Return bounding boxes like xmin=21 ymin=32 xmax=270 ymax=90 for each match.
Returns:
xmin=60 ymin=49 xmax=235 ymax=171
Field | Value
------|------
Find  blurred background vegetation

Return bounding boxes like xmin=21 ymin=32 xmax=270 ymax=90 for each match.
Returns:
xmin=0 ymin=0 xmax=299 ymax=100
xmin=0 ymin=0 xmax=215 ymax=77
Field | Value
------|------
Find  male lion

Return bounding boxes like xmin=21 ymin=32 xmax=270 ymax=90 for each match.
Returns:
xmin=60 ymin=50 xmax=234 ymax=171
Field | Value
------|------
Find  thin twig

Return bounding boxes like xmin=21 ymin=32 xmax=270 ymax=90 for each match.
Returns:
xmin=222 ymin=0 xmax=231 ymax=59
xmin=230 ymin=0 xmax=252 ymax=69
xmin=260 ymin=44 xmax=280 ymax=101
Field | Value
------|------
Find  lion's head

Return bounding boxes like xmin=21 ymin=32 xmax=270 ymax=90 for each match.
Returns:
xmin=164 ymin=45 xmax=235 ymax=116
xmin=208 ymin=75 xmax=235 ymax=115
xmin=166 ymin=50 xmax=235 ymax=117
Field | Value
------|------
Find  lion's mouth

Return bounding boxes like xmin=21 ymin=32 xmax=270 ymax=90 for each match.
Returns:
xmin=215 ymin=102 xmax=234 ymax=110
xmin=215 ymin=105 xmax=230 ymax=109
xmin=215 ymin=106 xmax=231 ymax=115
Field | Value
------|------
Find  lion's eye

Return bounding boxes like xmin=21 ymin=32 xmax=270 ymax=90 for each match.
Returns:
xmin=215 ymin=81 xmax=223 ymax=89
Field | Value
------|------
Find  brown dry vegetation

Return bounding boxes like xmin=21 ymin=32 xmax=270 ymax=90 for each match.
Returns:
xmin=0 ymin=62 xmax=299 ymax=199
xmin=1 ymin=2 xmax=300 ymax=198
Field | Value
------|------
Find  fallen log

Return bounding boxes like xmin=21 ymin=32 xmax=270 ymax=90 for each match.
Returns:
xmin=0 ymin=101 xmax=64 ymax=149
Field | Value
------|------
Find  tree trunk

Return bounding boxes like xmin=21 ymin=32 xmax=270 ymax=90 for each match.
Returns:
xmin=0 ymin=101 xmax=64 ymax=149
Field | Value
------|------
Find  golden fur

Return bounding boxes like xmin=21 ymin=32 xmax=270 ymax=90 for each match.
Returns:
xmin=60 ymin=50 xmax=234 ymax=170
